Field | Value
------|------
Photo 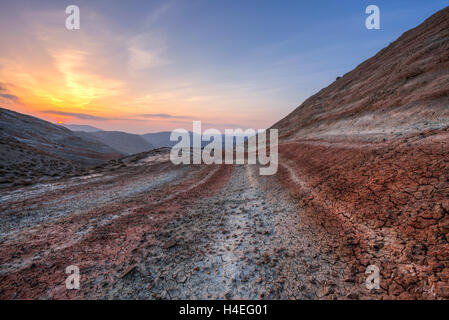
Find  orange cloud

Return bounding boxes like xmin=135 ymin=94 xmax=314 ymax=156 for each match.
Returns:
xmin=0 ymin=5 xmax=276 ymax=133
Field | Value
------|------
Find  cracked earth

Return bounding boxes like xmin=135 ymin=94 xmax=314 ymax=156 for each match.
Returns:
xmin=0 ymin=149 xmax=372 ymax=299
xmin=2 ymin=126 xmax=448 ymax=300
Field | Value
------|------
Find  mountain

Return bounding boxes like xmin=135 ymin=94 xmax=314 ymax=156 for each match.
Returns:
xmin=142 ymin=131 xmax=249 ymax=150
xmin=273 ymin=7 xmax=449 ymax=140
xmin=142 ymin=131 xmax=211 ymax=149
xmin=78 ymin=131 xmax=154 ymax=155
xmin=0 ymin=107 xmax=122 ymax=186
xmin=141 ymin=131 xmax=176 ymax=149
xmin=271 ymin=7 xmax=449 ymax=299
xmin=62 ymin=124 xmax=104 ymax=132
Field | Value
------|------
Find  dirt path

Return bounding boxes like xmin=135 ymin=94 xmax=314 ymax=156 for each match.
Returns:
xmin=104 ymin=164 xmax=351 ymax=299
xmin=0 ymin=151 xmax=359 ymax=299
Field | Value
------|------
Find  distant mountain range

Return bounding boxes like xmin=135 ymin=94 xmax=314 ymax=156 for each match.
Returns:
xmin=0 ymin=108 xmax=251 ymax=187
xmin=66 ymin=125 xmax=248 ymax=152
xmin=141 ymin=131 xmax=176 ymax=149
xmin=76 ymin=131 xmax=154 ymax=155
xmin=62 ymin=124 xmax=104 ymax=132
xmin=64 ymin=125 xmax=178 ymax=151
xmin=62 ymin=125 xmax=167 ymax=155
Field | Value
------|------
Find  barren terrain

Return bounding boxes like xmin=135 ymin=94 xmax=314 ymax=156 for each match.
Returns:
xmin=0 ymin=149 xmax=378 ymax=299
xmin=1 ymin=7 xmax=449 ymax=300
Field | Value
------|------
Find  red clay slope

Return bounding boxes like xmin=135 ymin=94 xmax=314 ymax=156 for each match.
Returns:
xmin=272 ymin=7 xmax=449 ymax=299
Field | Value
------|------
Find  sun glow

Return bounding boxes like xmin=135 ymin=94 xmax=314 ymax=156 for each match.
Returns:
xmin=0 ymin=3 xmax=276 ymax=133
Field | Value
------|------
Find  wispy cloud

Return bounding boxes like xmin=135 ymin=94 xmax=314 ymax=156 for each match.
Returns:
xmin=126 ymin=2 xmax=175 ymax=72
xmin=46 ymin=49 xmax=124 ymax=107
xmin=41 ymin=109 xmax=193 ymax=122
xmin=0 ymin=93 xmax=19 ymax=102
xmin=0 ymin=1 xmax=279 ymax=133
xmin=0 ymin=82 xmax=20 ymax=103
xmin=142 ymin=1 xmax=174 ymax=28
xmin=137 ymin=113 xmax=192 ymax=119
xmin=41 ymin=110 xmax=109 ymax=121
xmin=127 ymin=33 xmax=171 ymax=72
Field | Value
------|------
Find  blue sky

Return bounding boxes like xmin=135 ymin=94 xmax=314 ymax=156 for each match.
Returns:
xmin=0 ymin=0 xmax=448 ymax=133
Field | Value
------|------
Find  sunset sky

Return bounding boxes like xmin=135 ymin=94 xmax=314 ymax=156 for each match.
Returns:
xmin=0 ymin=0 xmax=447 ymax=133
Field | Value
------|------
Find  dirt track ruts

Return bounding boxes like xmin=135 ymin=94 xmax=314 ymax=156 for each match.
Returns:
xmin=0 ymin=150 xmax=368 ymax=299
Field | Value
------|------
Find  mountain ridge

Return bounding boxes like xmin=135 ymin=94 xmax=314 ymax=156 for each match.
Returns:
xmin=77 ymin=131 xmax=154 ymax=155
xmin=62 ymin=124 xmax=104 ymax=132
xmin=273 ymin=6 xmax=449 ymax=141
xmin=271 ymin=6 xmax=449 ymax=299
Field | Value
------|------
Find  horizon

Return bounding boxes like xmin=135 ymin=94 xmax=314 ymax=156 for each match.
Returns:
xmin=1 ymin=0 xmax=448 ymax=134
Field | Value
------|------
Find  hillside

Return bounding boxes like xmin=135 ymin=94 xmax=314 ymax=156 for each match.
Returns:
xmin=141 ymin=131 xmax=176 ymax=149
xmin=272 ymin=7 xmax=449 ymax=299
xmin=0 ymin=108 xmax=122 ymax=187
xmin=273 ymin=7 xmax=449 ymax=140
xmin=79 ymin=131 xmax=154 ymax=155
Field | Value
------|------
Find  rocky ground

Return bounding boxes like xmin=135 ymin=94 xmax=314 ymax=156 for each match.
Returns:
xmin=276 ymin=128 xmax=449 ymax=299
xmin=0 ymin=148 xmax=386 ymax=300
xmin=3 ymin=141 xmax=445 ymax=300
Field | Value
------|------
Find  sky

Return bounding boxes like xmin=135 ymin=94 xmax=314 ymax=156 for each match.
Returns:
xmin=0 ymin=0 xmax=448 ymax=134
